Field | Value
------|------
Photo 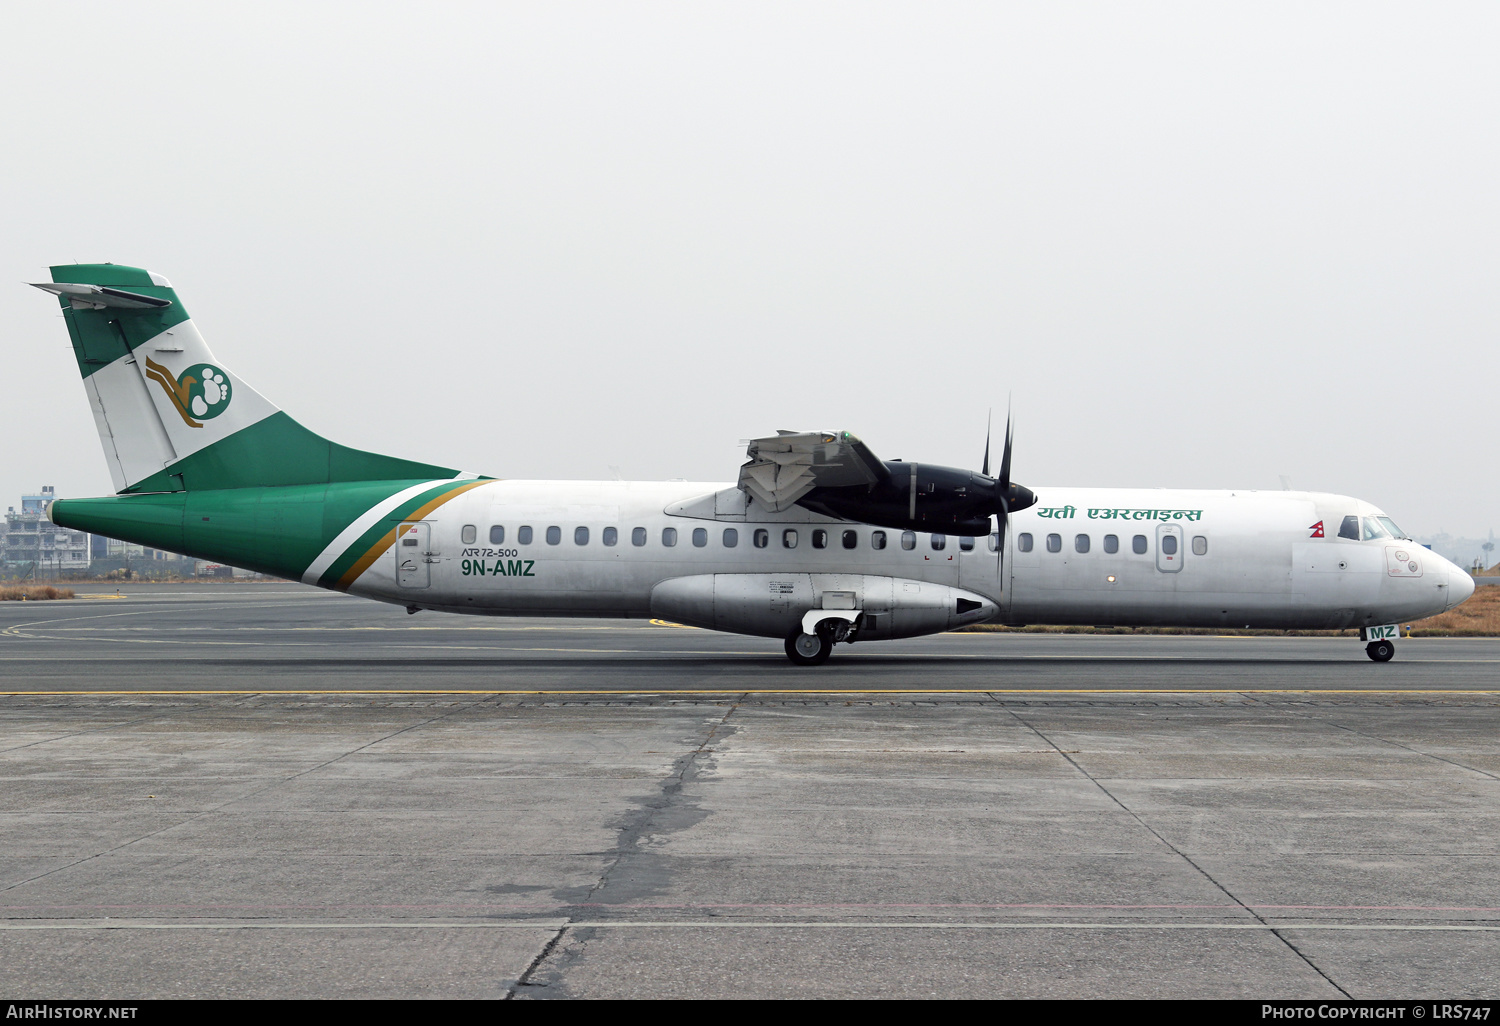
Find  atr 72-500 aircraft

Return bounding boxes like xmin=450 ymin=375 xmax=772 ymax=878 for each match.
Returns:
xmin=34 ymin=264 xmax=1474 ymax=664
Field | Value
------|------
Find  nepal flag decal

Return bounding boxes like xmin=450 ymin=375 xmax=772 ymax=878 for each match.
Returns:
xmin=1309 ymin=521 xmax=1325 ymax=538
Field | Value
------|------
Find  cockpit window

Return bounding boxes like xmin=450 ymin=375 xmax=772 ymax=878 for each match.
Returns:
xmin=1362 ymin=518 xmax=1391 ymax=541
xmin=1338 ymin=516 xmax=1360 ymax=541
xmin=1376 ymin=516 xmax=1409 ymax=540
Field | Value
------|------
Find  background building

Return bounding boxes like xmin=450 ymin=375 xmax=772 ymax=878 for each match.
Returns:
xmin=3 ymin=486 xmax=91 ymax=578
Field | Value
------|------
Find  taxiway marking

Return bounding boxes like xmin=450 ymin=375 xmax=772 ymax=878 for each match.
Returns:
xmin=1 ymin=689 xmax=1497 ymax=696
xmin=1 ymin=920 xmax=1497 ymax=932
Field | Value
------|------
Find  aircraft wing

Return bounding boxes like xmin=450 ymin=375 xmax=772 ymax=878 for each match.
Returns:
xmin=737 ymin=431 xmax=889 ymax=512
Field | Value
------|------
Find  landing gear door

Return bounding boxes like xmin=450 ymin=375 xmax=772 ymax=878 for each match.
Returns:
xmin=1155 ymin=523 xmax=1184 ymax=573
xmin=396 ymin=522 xmax=430 ymax=588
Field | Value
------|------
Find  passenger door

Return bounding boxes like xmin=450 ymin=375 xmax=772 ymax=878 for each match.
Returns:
xmin=396 ymin=521 xmax=431 ymax=588
xmin=1156 ymin=523 xmax=1184 ymax=573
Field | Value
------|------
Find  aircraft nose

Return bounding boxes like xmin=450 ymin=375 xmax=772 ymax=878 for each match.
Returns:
xmin=1448 ymin=568 xmax=1476 ymax=610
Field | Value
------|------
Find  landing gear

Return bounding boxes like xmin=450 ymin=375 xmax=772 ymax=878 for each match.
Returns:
xmin=784 ymin=617 xmax=855 ymax=666
xmin=785 ymin=630 xmax=832 ymax=666
xmin=1365 ymin=639 xmax=1395 ymax=662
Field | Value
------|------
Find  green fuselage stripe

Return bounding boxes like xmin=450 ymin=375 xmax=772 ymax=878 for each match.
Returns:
xmin=51 ymin=479 xmax=456 ymax=583
xmin=318 ymin=480 xmax=490 ymax=590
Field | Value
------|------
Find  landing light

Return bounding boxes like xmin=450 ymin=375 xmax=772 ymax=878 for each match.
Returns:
xmin=1107 ymin=576 xmax=1116 ymax=583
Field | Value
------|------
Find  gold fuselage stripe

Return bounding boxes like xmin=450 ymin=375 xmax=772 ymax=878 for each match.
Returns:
xmin=334 ymin=479 xmax=490 ymax=590
xmin=1 ymin=689 xmax=1494 ymax=697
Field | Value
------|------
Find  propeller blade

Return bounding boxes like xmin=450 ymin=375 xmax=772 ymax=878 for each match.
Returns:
xmin=993 ymin=398 xmax=1014 ymax=577
xmin=998 ymin=401 xmax=1014 ymax=490
xmin=995 ymin=492 xmax=1009 ymax=575
xmin=981 ymin=409 xmax=992 ymax=478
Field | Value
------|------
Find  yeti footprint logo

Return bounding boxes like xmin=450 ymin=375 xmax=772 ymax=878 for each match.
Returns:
xmin=191 ymin=366 xmax=230 ymax=418
xmin=144 ymin=357 xmax=233 ymax=428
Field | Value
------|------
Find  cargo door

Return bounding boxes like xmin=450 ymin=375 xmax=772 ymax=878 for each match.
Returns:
xmin=1006 ymin=525 xmax=1042 ymax=622
xmin=396 ymin=522 xmax=431 ymax=588
xmin=957 ymin=531 xmax=1003 ymax=604
xmin=1292 ymin=541 xmax=1383 ymax=623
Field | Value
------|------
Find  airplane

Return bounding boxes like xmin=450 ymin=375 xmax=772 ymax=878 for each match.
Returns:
xmin=33 ymin=264 xmax=1475 ymax=665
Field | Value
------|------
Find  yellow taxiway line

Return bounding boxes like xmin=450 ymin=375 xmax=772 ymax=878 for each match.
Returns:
xmin=1 ymin=689 xmax=1497 ymax=697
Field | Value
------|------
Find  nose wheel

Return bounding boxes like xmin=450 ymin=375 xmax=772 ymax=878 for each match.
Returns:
xmin=1365 ymin=640 xmax=1395 ymax=662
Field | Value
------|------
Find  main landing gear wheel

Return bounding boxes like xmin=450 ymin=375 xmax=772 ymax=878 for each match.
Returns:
xmin=1366 ymin=640 xmax=1395 ymax=662
xmin=785 ymin=629 xmax=833 ymax=666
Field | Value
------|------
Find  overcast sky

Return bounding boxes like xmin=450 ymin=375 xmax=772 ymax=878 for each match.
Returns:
xmin=3 ymin=2 xmax=1496 ymax=537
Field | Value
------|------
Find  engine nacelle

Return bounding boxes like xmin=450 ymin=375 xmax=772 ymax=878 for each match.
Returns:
xmin=650 ymin=573 xmax=997 ymax=640
xmin=796 ymin=461 xmax=1036 ymax=536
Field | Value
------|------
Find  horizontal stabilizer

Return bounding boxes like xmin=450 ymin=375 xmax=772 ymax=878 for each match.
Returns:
xmin=31 ymin=282 xmax=173 ymax=311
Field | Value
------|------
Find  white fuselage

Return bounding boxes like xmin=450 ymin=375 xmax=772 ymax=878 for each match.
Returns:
xmin=342 ymin=480 xmax=1472 ymax=638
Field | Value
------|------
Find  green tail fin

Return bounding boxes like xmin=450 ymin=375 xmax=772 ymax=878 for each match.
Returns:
xmin=38 ymin=263 xmax=463 ymax=492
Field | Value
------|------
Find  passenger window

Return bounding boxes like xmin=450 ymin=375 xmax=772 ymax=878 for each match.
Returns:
xmin=988 ymin=533 xmax=1000 ymax=552
xmin=901 ymin=531 xmax=916 ymax=550
xmin=723 ymin=528 xmax=738 ymax=547
xmin=1132 ymin=534 xmax=1147 ymax=554
xmin=1103 ymin=534 xmax=1118 ymax=554
xmin=662 ymin=527 xmax=677 ymax=547
xmin=1363 ymin=517 xmax=1391 ymax=541
xmin=545 ymin=526 xmax=561 ymax=545
xmin=575 ymin=526 xmax=589 ymax=545
xmin=959 ymin=535 xmax=974 ymax=551
xmin=931 ymin=534 xmax=947 ymax=551
xmin=1075 ymin=534 xmax=1090 ymax=553
xmin=1046 ymin=533 xmax=1061 ymax=553
xmin=1192 ymin=535 xmax=1207 ymax=555
xmin=812 ymin=529 xmax=827 ymax=549
xmin=489 ymin=525 xmax=505 ymax=545
xmin=783 ymin=529 xmax=798 ymax=549
xmin=602 ymin=527 xmax=618 ymax=546
xmin=692 ymin=528 xmax=707 ymax=547
xmin=631 ymin=527 xmax=647 ymax=547
xmin=518 ymin=525 xmax=533 ymax=545
xmin=461 ymin=525 xmax=477 ymax=545
xmin=871 ymin=531 xmax=887 ymax=550
xmin=1018 ymin=533 xmax=1033 ymax=552
xmin=1162 ymin=535 xmax=1178 ymax=555
xmin=402 ymin=536 xmax=418 ymax=546
xmin=842 ymin=530 xmax=858 ymax=549
xmin=754 ymin=529 xmax=769 ymax=548
xmin=1338 ymin=516 xmax=1360 ymax=541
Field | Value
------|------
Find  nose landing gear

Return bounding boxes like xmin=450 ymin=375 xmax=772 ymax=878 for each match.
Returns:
xmin=1361 ymin=625 xmax=1399 ymax=662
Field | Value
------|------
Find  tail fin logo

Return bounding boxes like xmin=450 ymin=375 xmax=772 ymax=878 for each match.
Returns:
xmin=144 ymin=358 xmax=232 ymax=428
